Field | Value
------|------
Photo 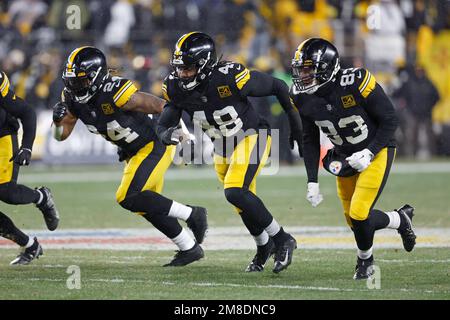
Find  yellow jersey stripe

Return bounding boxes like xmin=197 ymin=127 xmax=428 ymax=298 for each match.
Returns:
xmin=236 ymin=70 xmax=251 ymax=90
xmin=0 ymin=73 xmax=10 ymax=97
xmin=67 ymin=46 xmax=90 ymax=72
xmin=358 ymin=70 xmax=370 ymax=91
xmin=113 ymin=80 xmax=132 ymax=101
xmin=115 ymin=83 xmax=138 ymax=107
xmin=360 ymin=73 xmax=376 ymax=98
xmin=175 ymin=31 xmax=198 ymax=53
xmin=235 ymin=68 xmax=248 ymax=80
xmin=235 ymin=68 xmax=249 ymax=83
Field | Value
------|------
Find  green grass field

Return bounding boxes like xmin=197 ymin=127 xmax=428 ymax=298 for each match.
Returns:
xmin=0 ymin=163 xmax=449 ymax=300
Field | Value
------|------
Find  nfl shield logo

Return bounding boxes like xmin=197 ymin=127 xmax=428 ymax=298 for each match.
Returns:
xmin=329 ymin=161 xmax=342 ymax=175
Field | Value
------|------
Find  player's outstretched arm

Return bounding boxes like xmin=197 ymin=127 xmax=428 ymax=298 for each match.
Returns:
xmin=52 ymin=102 xmax=78 ymax=141
xmin=121 ymin=91 xmax=165 ymax=114
xmin=155 ymin=103 xmax=183 ymax=145
xmin=240 ymin=70 xmax=303 ymax=154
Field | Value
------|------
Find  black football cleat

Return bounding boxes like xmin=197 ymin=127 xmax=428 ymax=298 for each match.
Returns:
xmin=10 ymin=237 xmax=43 ymax=266
xmin=273 ymin=234 xmax=297 ymax=274
xmin=186 ymin=206 xmax=208 ymax=244
xmin=353 ymin=255 xmax=375 ymax=280
xmin=396 ymin=204 xmax=416 ymax=252
xmin=163 ymin=243 xmax=204 ymax=267
xmin=36 ymin=186 xmax=60 ymax=231
xmin=245 ymin=238 xmax=275 ymax=272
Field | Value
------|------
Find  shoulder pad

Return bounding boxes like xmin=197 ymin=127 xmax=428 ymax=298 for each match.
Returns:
xmin=102 ymin=77 xmax=138 ymax=108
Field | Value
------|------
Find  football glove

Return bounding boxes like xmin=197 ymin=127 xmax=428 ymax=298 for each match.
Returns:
xmin=306 ymin=182 xmax=323 ymax=207
xmin=10 ymin=147 xmax=32 ymax=166
xmin=160 ymin=125 xmax=183 ymax=146
xmin=345 ymin=149 xmax=374 ymax=172
xmin=53 ymin=102 xmax=67 ymax=123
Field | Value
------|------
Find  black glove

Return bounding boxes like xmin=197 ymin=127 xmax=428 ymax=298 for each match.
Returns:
xmin=117 ymin=147 xmax=130 ymax=162
xmin=53 ymin=102 xmax=68 ymax=123
xmin=10 ymin=147 xmax=32 ymax=166
xmin=159 ymin=125 xmax=181 ymax=146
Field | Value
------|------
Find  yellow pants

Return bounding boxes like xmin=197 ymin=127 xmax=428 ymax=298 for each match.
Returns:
xmin=116 ymin=142 xmax=176 ymax=212
xmin=337 ymin=147 xmax=396 ymax=226
xmin=0 ymin=134 xmax=18 ymax=184
xmin=214 ymin=134 xmax=271 ymax=213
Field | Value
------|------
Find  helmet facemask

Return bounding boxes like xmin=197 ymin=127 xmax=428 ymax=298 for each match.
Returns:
xmin=171 ymin=51 xmax=215 ymax=91
xmin=292 ymin=58 xmax=340 ymax=95
xmin=62 ymin=66 xmax=106 ymax=104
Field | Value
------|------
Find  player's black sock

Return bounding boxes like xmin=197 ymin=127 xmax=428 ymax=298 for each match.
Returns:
xmin=0 ymin=211 xmax=29 ymax=246
xmin=351 ymin=218 xmax=375 ymax=250
xmin=0 ymin=182 xmax=40 ymax=205
xmin=119 ymin=190 xmax=173 ymax=215
xmin=271 ymin=227 xmax=289 ymax=246
xmin=240 ymin=210 xmax=265 ymax=236
xmin=142 ymin=213 xmax=182 ymax=239
xmin=224 ymin=187 xmax=273 ymax=229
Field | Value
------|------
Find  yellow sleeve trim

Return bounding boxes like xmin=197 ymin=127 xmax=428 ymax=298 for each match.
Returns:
xmin=162 ymin=84 xmax=170 ymax=102
xmin=359 ymin=72 xmax=376 ymax=98
xmin=114 ymin=81 xmax=138 ymax=107
xmin=358 ymin=70 xmax=369 ymax=92
xmin=0 ymin=72 xmax=10 ymax=97
xmin=235 ymin=68 xmax=250 ymax=90
xmin=290 ymin=97 xmax=299 ymax=111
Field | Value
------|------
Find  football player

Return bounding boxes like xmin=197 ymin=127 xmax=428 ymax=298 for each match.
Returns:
xmin=290 ymin=38 xmax=417 ymax=279
xmin=52 ymin=46 xmax=207 ymax=267
xmin=157 ymin=32 xmax=302 ymax=273
xmin=0 ymin=71 xmax=60 ymax=265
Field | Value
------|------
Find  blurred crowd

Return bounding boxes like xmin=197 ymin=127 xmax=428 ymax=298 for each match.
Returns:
xmin=1 ymin=0 xmax=449 ymax=160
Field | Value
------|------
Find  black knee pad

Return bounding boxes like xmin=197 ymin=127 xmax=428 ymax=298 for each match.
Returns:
xmin=224 ymin=187 xmax=246 ymax=207
xmin=118 ymin=193 xmax=139 ymax=212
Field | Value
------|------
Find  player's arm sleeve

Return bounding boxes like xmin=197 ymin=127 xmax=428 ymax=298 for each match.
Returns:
xmin=240 ymin=70 xmax=302 ymax=131
xmin=0 ymin=75 xmax=36 ymax=150
xmin=363 ymin=83 xmax=399 ymax=155
xmin=302 ymin=116 xmax=321 ymax=183
xmin=155 ymin=103 xmax=183 ymax=139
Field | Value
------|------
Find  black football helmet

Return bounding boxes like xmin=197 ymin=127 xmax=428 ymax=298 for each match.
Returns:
xmin=62 ymin=46 xmax=108 ymax=103
xmin=171 ymin=32 xmax=217 ymax=91
xmin=291 ymin=38 xmax=340 ymax=94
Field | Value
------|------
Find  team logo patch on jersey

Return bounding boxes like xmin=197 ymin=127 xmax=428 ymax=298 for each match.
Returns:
xmin=101 ymin=103 xmax=114 ymax=115
xmin=329 ymin=161 xmax=342 ymax=175
xmin=217 ymin=85 xmax=232 ymax=98
xmin=341 ymin=95 xmax=356 ymax=108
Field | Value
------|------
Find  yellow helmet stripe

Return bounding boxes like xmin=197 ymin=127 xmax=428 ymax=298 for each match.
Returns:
xmin=294 ymin=38 xmax=310 ymax=60
xmin=175 ymin=31 xmax=199 ymax=53
xmin=67 ymin=46 xmax=91 ymax=72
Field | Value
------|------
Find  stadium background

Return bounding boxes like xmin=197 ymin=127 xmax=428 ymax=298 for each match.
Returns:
xmin=1 ymin=0 xmax=449 ymax=165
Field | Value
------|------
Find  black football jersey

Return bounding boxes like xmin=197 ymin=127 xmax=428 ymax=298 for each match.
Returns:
xmin=162 ymin=61 xmax=269 ymax=142
xmin=0 ymin=71 xmax=20 ymax=138
xmin=290 ymin=68 xmax=396 ymax=156
xmin=66 ymin=75 xmax=158 ymax=156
